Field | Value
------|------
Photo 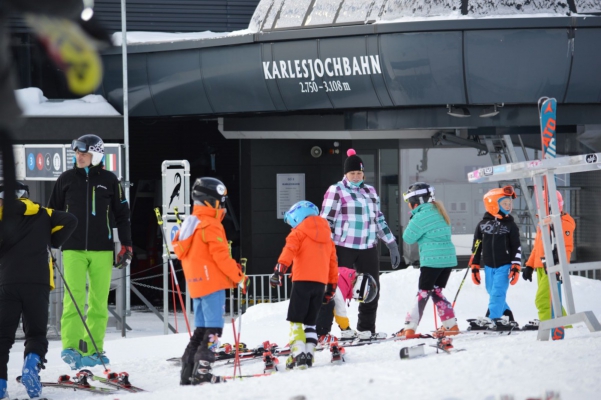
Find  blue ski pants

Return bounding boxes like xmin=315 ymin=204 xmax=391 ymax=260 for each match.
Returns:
xmin=484 ymin=264 xmax=511 ymax=319
xmin=193 ymin=290 xmax=225 ymax=328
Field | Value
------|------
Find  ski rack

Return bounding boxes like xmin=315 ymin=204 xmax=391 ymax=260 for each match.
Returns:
xmin=468 ymin=152 xmax=601 ymax=341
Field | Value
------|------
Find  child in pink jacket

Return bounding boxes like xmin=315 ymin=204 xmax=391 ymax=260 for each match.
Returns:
xmin=316 ymin=267 xmax=378 ymax=342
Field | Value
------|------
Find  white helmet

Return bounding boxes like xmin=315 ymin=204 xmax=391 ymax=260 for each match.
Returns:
xmin=352 ymin=273 xmax=378 ymax=303
xmin=72 ymin=134 xmax=105 ymax=166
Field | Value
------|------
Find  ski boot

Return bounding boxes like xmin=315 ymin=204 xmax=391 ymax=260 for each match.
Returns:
xmin=318 ymin=333 xmax=339 ymax=345
xmin=522 ymin=319 xmax=540 ymax=331
xmin=61 ymin=348 xmax=83 ymax=370
xmin=468 ymin=317 xmax=496 ymax=331
xmin=285 ymin=353 xmax=308 ymax=370
xmin=330 ymin=341 xmax=345 ymax=364
xmin=81 ymin=352 xmax=110 ymax=367
xmin=493 ymin=316 xmax=520 ymax=331
xmin=262 ymin=351 xmax=279 ymax=373
xmin=190 ymin=361 xmax=224 ymax=385
xmin=340 ymin=328 xmax=358 ymax=341
xmin=432 ymin=318 xmax=460 ymax=338
xmin=0 ymin=378 xmax=8 ymax=400
xmin=21 ymin=353 xmax=44 ymax=398
xmin=180 ymin=359 xmax=195 ymax=385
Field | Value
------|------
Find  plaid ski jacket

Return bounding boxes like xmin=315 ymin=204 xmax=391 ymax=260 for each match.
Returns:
xmin=321 ymin=177 xmax=395 ymax=249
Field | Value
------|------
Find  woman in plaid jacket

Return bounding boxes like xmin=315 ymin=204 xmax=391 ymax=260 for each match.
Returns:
xmin=320 ymin=149 xmax=400 ymax=335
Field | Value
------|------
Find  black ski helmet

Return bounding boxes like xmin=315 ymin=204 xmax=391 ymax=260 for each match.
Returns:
xmin=0 ymin=181 xmax=29 ymax=199
xmin=72 ymin=134 xmax=105 ymax=166
xmin=192 ymin=177 xmax=228 ymax=209
xmin=403 ymin=182 xmax=434 ymax=207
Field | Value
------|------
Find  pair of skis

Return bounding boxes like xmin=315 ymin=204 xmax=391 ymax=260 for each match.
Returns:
xmin=17 ymin=369 xmax=144 ymax=395
xmin=538 ymin=97 xmax=564 ymax=341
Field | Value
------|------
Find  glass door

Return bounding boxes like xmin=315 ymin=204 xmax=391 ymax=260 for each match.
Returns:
xmin=355 ymin=149 xmax=400 ymax=269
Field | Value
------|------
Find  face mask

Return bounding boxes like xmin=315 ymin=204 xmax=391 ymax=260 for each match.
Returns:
xmin=350 ymin=180 xmax=363 ymax=188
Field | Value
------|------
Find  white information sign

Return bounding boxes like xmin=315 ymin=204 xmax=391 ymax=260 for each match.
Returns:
xmin=163 ymin=167 xmax=186 ymax=215
xmin=277 ymin=173 xmax=305 ymax=219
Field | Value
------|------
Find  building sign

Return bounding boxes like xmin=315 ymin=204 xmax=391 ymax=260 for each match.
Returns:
xmin=277 ymin=174 xmax=305 ymax=219
xmin=24 ymin=145 xmax=65 ymax=180
xmin=263 ymin=55 xmax=382 ymax=95
xmin=263 ymin=55 xmax=382 ymax=81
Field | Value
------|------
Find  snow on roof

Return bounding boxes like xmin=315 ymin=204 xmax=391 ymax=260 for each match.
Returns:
xmin=15 ymin=88 xmax=120 ymax=117
xmin=111 ymin=29 xmax=254 ymax=46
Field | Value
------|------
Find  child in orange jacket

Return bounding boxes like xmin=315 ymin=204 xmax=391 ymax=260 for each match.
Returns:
xmin=172 ymin=177 xmax=246 ymax=385
xmin=523 ymin=191 xmax=575 ymax=326
xmin=270 ymin=200 xmax=338 ymax=370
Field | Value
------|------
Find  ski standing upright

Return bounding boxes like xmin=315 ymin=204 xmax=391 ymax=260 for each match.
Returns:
xmin=537 ymin=96 xmax=564 ymax=340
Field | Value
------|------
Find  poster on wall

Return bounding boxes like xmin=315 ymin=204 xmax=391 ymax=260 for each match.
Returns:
xmin=276 ymin=173 xmax=305 ymax=219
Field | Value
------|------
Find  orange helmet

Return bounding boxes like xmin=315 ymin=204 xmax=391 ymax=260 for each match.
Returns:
xmin=483 ymin=186 xmax=517 ymax=218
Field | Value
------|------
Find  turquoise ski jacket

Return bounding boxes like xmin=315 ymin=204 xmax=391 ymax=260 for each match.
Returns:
xmin=403 ymin=202 xmax=457 ymax=268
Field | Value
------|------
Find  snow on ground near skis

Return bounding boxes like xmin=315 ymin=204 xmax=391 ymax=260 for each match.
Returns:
xmin=6 ymin=268 xmax=601 ymax=399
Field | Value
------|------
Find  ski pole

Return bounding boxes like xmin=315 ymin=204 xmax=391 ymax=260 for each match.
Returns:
xmin=53 ymin=257 xmax=110 ymax=374
xmin=154 ymin=208 xmax=191 ymax=337
xmin=232 ymin=257 xmax=248 ymax=379
xmin=170 ymin=266 xmax=178 ymax=333
xmin=452 ymin=239 xmax=481 ymax=308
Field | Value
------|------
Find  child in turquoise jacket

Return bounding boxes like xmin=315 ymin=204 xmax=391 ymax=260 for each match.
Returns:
xmin=396 ymin=183 xmax=458 ymax=338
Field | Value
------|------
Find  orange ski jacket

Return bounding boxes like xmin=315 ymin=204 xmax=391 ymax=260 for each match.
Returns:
xmin=172 ymin=205 xmax=244 ymax=298
xmin=278 ymin=215 xmax=338 ymax=285
xmin=526 ymin=213 xmax=575 ymax=269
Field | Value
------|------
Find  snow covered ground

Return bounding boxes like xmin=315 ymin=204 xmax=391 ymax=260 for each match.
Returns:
xmin=6 ymin=268 xmax=601 ymax=399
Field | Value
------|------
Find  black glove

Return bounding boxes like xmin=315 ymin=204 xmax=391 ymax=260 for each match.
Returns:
xmin=115 ymin=245 xmax=133 ymax=269
xmin=270 ymin=263 xmax=288 ymax=288
xmin=323 ymin=283 xmax=336 ymax=304
xmin=522 ymin=266 xmax=534 ymax=282
xmin=386 ymin=242 xmax=401 ymax=269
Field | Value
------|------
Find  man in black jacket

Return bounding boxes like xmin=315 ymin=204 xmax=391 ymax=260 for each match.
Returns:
xmin=0 ymin=182 xmax=77 ymax=399
xmin=48 ymin=134 xmax=133 ymax=370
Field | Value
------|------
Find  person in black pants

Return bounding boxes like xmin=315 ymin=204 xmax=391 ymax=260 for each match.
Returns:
xmin=321 ymin=149 xmax=401 ymax=336
xmin=0 ymin=182 xmax=77 ymax=399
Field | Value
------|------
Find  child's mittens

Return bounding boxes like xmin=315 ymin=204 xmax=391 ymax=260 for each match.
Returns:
xmin=522 ymin=266 xmax=534 ymax=282
xmin=471 ymin=265 xmax=481 ymax=285
xmin=509 ymin=264 xmax=521 ymax=285
xmin=323 ymin=283 xmax=337 ymax=304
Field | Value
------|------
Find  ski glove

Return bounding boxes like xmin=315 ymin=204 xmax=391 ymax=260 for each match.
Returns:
xmin=270 ymin=263 xmax=288 ymax=288
xmin=471 ymin=265 xmax=481 ymax=285
xmin=323 ymin=283 xmax=337 ymax=304
xmin=238 ymin=274 xmax=250 ymax=294
xmin=386 ymin=241 xmax=401 ymax=269
xmin=509 ymin=264 xmax=521 ymax=285
xmin=115 ymin=245 xmax=133 ymax=269
xmin=522 ymin=266 xmax=534 ymax=282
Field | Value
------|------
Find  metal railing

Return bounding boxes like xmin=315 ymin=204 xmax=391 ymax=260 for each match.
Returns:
xmin=225 ymin=273 xmax=292 ymax=318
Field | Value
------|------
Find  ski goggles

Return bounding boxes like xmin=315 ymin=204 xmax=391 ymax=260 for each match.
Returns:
xmin=500 ymin=185 xmax=517 ymax=199
xmin=71 ymin=139 xmax=91 ymax=153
